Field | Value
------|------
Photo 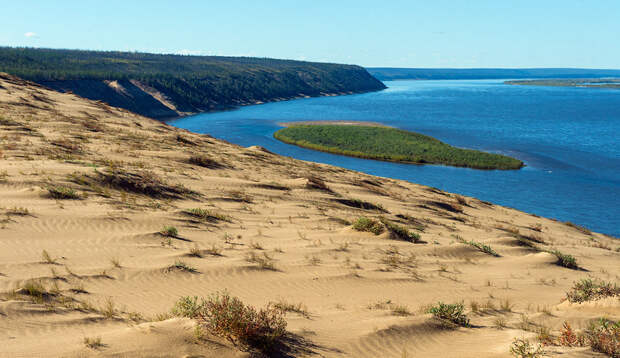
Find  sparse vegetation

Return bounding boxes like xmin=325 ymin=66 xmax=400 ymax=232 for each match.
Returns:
xmin=171 ymin=296 xmax=205 ymax=318
xmin=83 ymin=336 xmax=103 ymax=349
xmin=455 ymin=235 xmax=500 ymax=257
xmin=548 ymin=249 xmax=578 ymax=269
xmin=510 ymin=338 xmax=545 ymax=358
xmin=427 ymin=302 xmax=470 ymax=327
xmin=246 ymin=251 xmax=276 ymax=270
xmin=271 ymin=299 xmax=310 ymax=318
xmin=166 ymin=260 xmax=197 ymax=273
xmin=564 ymin=221 xmax=592 ymax=235
xmin=189 ymin=154 xmax=223 ymax=169
xmin=183 ymin=208 xmax=231 ymax=222
xmin=379 ymin=217 xmax=422 ymax=243
xmin=98 ymin=168 xmax=195 ymax=199
xmin=188 ymin=245 xmax=202 ymax=257
xmin=47 ymin=186 xmax=80 ymax=199
xmin=585 ymin=318 xmax=619 ymax=357
xmin=566 ymin=279 xmax=619 ymax=303
xmin=41 ymin=250 xmax=57 ymax=264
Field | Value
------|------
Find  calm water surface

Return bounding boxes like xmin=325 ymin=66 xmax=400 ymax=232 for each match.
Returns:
xmin=169 ymin=80 xmax=620 ymax=237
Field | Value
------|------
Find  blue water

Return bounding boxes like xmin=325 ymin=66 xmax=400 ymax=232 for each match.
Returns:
xmin=168 ymin=80 xmax=620 ymax=237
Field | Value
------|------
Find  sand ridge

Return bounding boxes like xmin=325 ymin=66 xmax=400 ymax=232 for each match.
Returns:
xmin=0 ymin=73 xmax=618 ymax=357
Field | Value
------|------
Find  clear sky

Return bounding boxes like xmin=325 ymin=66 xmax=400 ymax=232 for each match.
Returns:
xmin=1 ymin=0 xmax=618 ymax=68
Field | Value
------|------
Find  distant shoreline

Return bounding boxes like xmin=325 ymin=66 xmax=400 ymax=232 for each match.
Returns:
xmin=505 ymin=78 xmax=620 ymax=89
xmin=278 ymin=120 xmax=390 ymax=128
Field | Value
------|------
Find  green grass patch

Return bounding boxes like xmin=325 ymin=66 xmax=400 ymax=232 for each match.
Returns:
xmin=352 ymin=217 xmax=384 ymax=235
xmin=379 ymin=217 xmax=422 ymax=243
xmin=274 ymin=125 xmax=524 ymax=170
xmin=548 ymin=249 xmax=578 ymax=269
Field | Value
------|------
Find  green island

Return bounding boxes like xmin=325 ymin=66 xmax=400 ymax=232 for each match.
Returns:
xmin=274 ymin=124 xmax=524 ymax=170
xmin=505 ymin=78 xmax=620 ymax=89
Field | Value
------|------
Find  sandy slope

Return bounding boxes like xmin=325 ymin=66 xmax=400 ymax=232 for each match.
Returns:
xmin=0 ymin=73 xmax=618 ymax=357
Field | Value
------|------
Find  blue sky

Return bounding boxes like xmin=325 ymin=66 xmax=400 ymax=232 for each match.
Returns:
xmin=1 ymin=0 xmax=618 ymax=68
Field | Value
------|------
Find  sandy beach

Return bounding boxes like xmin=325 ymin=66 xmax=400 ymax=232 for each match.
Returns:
xmin=0 ymin=73 xmax=618 ymax=357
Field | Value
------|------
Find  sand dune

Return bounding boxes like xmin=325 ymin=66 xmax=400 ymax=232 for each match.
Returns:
xmin=0 ymin=73 xmax=618 ymax=357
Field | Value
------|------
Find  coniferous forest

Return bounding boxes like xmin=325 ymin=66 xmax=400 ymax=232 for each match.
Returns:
xmin=0 ymin=47 xmax=386 ymax=118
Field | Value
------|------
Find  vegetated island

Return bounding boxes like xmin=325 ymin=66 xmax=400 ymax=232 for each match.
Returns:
xmin=274 ymin=123 xmax=524 ymax=170
xmin=505 ymin=78 xmax=620 ymax=89
xmin=0 ymin=47 xmax=385 ymax=119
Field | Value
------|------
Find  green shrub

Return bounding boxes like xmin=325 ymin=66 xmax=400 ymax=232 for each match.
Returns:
xmin=379 ymin=217 xmax=421 ymax=243
xmin=352 ymin=217 xmax=384 ymax=235
xmin=566 ymin=279 xmax=619 ymax=303
xmin=160 ymin=226 xmax=178 ymax=237
xmin=549 ymin=249 xmax=578 ymax=269
xmin=427 ymin=302 xmax=470 ymax=327
xmin=47 ymin=186 xmax=80 ymax=199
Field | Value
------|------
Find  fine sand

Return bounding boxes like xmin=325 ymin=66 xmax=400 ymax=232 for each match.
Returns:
xmin=0 ymin=73 xmax=618 ymax=357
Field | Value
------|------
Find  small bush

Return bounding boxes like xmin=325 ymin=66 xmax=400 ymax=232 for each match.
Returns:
xmin=183 ymin=208 xmax=231 ymax=222
xmin=427 ymin=302 xmax=470 ymax=327
xmin=47 ymin=186 xmax=80 ymax=199
xmin=246 ymin=251 xmax=276 ymax=271
xmin=83 ymin=336 xmax=103 ymax=349
xmin=174 ymin=291 xmax=287 ymax=351
xmin=585 ymin=318 xmax=619 ymax=357
xmin=100 ymin=297 xmax=117 ymax=318
xmin=352 ymin=217 xmax=384 ymax=235
xmin=509 ymin=338 xmax=545 ymax=358
xmin=160 ymin=226 xmax=178 ymax=237
xmin=548 ymin=249 xmax=578 ymax=269
xmin=566 ymin=279 xmax=619 ymax=303
xmin=188 ymin=245 xmax=202 ymax=257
